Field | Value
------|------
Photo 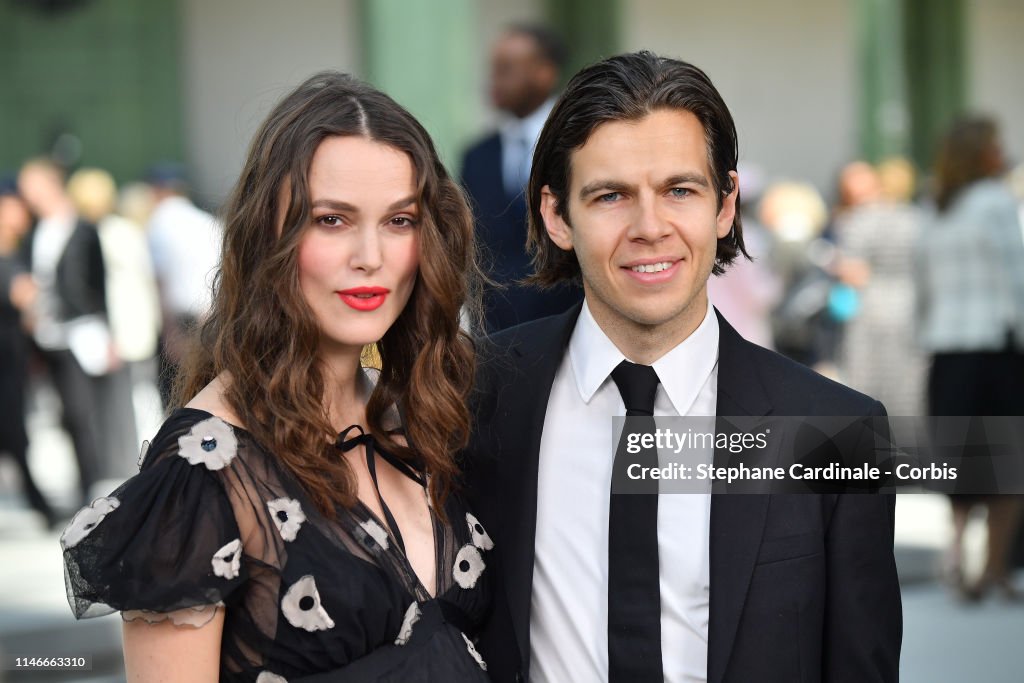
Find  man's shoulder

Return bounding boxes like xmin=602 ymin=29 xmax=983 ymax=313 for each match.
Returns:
xmin=721 ymin=327 xmax=883 ymax=416
xmin=462 ymin=131 xmax=502 ymax=164
xmin=68 ymin=217 xmax=97 ymax=235
xmin=479 ymin=308 xmax=575 ymax=359
xmin=65 ymin=218 xmax=102 ymax=251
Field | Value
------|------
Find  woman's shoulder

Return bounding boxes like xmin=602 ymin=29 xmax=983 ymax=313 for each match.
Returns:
xmin=183 ymin=373 xmax=246 ymax=429
xmin=959 ymin=179 xmax=1018 ymax=214
xmin=142 ymin=376 xmax=252 ymax=473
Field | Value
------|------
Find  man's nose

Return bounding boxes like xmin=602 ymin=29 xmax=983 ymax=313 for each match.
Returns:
xmin=628 ymin=194 xmax=671 ymax=242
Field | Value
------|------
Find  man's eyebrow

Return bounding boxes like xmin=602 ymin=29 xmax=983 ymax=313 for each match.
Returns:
xmin=663 ymin=173 xmax=711 ymax=188
xmin=578 ymin=180 xmax=636 ymax=200
xmin=309 ymin=196 xmax=418 ymax=212
xmin=577 ymin=174 xmax=713 ymax=200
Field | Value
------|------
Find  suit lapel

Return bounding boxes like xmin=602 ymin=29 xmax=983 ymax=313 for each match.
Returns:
xmin=497 ymin=305 xmax=581 ymax=672
xmin=483 ymin=134 xmax=507 ymax=204
xmin=707 ymin=312 xmax=773 ymax=683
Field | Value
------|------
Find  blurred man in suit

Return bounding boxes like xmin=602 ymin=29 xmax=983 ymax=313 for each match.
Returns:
xmin=144 ymin=164 xmax=221 ymax=408
xmin=461 ymin=24 xmax=581 ymax=332
xmin=18 ymin=158 xmax=109 ymax=507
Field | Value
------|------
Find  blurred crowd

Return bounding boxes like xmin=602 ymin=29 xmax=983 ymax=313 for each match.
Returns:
xmin=0 ymin=159 xmax=220 ymax=527
xmin=2 ymin=25 xmax=1024 ymax=603
xmin=709 ymin=118 xmax=1024 ymax=601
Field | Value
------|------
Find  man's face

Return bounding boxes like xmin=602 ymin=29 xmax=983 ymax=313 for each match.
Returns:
xmin=17 ymin=165 xmax=64 ymax=216
xmin=540 ymin=108 xmax=737 ymax=342
xmin=490 ymin=32 xmax=555 ymax=118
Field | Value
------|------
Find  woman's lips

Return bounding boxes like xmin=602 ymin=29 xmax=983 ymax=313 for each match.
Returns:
xmin=336 ymin=287 xmax=390 ymax=311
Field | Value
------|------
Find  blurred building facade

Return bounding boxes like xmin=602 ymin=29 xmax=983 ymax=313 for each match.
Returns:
xmin=1 ymin=0 xmax=1022 ymax=207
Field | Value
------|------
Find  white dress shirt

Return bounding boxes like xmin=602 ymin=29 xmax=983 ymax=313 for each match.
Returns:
xmin=31 ymin=214 xmax=76 ymax=349
xmin=499 ymin=97 xmax=555 ymax=196
xmin=530 ymin=300 xmax=719 ymax=683
xmin=147 ymin=196 xmax=222 ymax=318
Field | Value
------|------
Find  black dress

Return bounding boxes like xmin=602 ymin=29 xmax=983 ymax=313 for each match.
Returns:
xmin=62 ymin=407 xmax=494 ymax=682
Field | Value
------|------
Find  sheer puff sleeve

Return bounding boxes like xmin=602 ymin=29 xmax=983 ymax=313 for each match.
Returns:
xmin=62 ymin=413 xmax=246 ymax=628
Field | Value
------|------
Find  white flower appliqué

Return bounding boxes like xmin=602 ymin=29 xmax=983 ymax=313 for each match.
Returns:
xmin=360 ymin=519 xmax=390 ymax=550
xmin=267 ymin=497 xmax=306 ymax=542
xmin=211 ymin=538 xmax=242 ymax=579
xmin=394 ymin=601 xmax=421 ymax=645
xmin=256 ymin=672 xmax=288 ymax=683
xmin=61 ymin=497 xmax=120 ymax=549
xmin=453 ymin=543 xmax=486 ymax=589
xmin=281 ymin=575 xmax=335 ymax=632
xmin=461 ymin=632 xmax=488 ymax=671
xmin=466 ymin=512 xmax=494 ymax=551
xmin=177 ymin=417 xmax=238 ymax=471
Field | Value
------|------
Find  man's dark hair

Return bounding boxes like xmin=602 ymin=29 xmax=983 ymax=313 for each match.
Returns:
xmin=526 ymin=51 xmax=747 ymax=286
xmin=506 ymin=23 xmax=568 ymax=70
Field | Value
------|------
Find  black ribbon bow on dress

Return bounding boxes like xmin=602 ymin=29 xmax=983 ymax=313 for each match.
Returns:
xmin=336 ymin=425 xmax=426 ymax=554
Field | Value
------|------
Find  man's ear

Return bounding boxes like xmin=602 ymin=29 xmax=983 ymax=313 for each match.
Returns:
xmin=540 ymin=185 xmax=573 ymax=251
xmin=716 ymin=170 xmax=739 ymax=239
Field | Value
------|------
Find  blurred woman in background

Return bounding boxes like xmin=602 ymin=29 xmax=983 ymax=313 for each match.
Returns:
xmin=834 ymin=157 xmax=925 ymax=417
xmin=68 ymin=167 xmax=161 ymax=480
xmin=915 ymin=115 xmax=1024 ymax=600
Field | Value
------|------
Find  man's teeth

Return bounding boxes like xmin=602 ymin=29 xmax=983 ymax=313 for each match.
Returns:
xmin=630 ymin=262 xmax=672 ymax=273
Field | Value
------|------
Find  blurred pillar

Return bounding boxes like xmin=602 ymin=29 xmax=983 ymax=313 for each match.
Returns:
xmin=545 ymin=0 xmax=621 ymax=79
xmin=903 ymin=0 xmax=966 ymax=170
xmin=359 ymin=0 xmax=478 ymax=167
xmin=0 ymin=0 xmax=184 ymax=182
xmin=856 ymin=0 xmax=910 ymax=163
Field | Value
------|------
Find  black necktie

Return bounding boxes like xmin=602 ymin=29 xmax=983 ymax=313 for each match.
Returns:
xmin=608 ymin=360 xmax=663 ymax=682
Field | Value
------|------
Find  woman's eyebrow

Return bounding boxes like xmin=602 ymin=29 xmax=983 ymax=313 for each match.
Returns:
xmin=309 ymin=196 xmax=417 ymax=212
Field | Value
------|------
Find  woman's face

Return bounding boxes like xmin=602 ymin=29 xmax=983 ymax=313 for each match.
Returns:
xmin=0 ymin=195 xmax=32 ymax=243
xmin=295 ymin=135 xmax=420 ymax=355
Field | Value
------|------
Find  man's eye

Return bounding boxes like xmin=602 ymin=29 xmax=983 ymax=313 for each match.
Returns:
xmin=669 ymin=188 xmax=691 ymax=198
xmin=598 ymin=192 xmax=621 ymax=203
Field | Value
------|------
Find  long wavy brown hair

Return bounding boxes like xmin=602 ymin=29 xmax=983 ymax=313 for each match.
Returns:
xmin=175 ymin=71 xmax=480 ymax=515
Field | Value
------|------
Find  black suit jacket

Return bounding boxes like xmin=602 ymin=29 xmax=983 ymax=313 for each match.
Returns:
xmin=19 ymin=218 xmax=107 ymax=321
xmin=460 ymin=133 xmax=580 ymax=332
xmin=464 ymin=305 xmax=901 ymax=683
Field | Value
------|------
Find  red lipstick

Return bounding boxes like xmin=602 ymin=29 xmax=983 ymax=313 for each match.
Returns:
xmin=337 ymin=287 xmax=390 ymax=311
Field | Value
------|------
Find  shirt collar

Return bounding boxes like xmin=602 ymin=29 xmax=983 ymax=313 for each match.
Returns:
xmin=569 ymin=298 xmax=720 ymax=414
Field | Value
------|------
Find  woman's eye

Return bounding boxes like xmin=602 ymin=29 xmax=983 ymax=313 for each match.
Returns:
xmin=390 ymin=216 xmax=417 ymax=228
xmin=316 ymin=215 xmax=342 ymax=227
